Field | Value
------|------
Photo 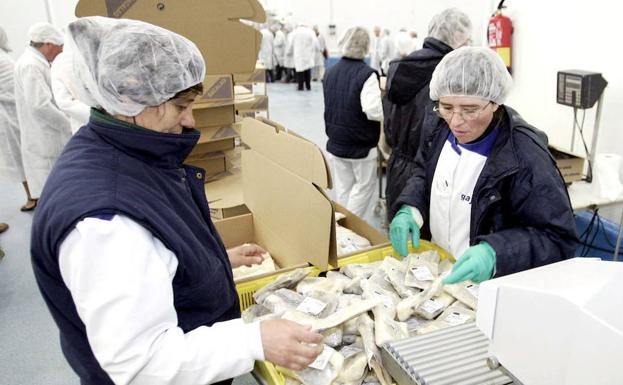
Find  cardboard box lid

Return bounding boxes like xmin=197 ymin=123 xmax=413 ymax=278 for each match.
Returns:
xmin=197 ymin=125 xmax=240 ymax=144
xmin=548 ymin=144 xmax=585 ymax=160
xmin=205 ymin=169 xmax=243 ymax=210
xmin=75 ymin=0 xmax=265 ymax=75
xmin=241 ymin=118 xmax=337 ymax=270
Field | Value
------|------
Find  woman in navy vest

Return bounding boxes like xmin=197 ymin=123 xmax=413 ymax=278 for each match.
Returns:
xmin=389 ymin=47 xmax=578 ymax=285
xmin=30 ymin=16 xmax=323 ymax=385
xmin=324 ymin=26 xmax=383 ymax=224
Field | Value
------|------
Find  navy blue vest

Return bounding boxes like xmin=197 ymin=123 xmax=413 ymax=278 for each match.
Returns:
xmin=324 ymin=57 xmax=381 ymax=159
xmin=31 ymin=113 xmax=240 ymax=385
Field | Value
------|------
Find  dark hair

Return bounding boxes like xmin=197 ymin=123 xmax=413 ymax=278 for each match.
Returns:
xmin=30 ymin=42 xmax=44 ymax=48
xmin=169 ymin=83 xmax=203 ymax=103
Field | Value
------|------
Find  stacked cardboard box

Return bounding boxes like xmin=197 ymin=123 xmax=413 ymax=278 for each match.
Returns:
xmin=234 ymin=63 xmax=269 ymax=119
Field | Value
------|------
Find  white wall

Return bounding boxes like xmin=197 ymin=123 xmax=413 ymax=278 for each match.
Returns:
xmin=0 ymin=0 xmax=79 ymax=60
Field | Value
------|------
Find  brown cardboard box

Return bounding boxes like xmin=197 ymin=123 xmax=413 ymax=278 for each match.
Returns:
xmin=192 ymin=104 xmax=236 ymax=128
xmin=233 ymin=65 xmax=267 ymax=84
xmin=186 ymin=151 xmax=226 ymax=176
xmin=213 ymin=118 xmax=389 ymax=282
xmin=189 ymin=125 xmax=238 ymax=157
xmin=235 ymin=95 xmax=269 ymax=112
xmin=204 ymin=168 xmax=249 ymax=220
xmin=195 ymin=74 xmax=234 ymax=107
xmin=75 ymin=0 xmax=265 ymax=75
xmin=549 ymin=145 xmax=585 ymax=183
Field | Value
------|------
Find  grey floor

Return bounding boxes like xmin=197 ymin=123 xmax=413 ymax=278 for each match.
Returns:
xmin=0 ymin=81 xmax=386 ymax=384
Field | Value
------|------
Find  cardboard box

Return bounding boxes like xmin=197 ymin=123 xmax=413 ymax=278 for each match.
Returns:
xmin=213 ymin=117 xmax=389 ymax=282
xmin=186 ymin=151 xmax=227 ymax=176
xmin=549 ymin=145 xmax=585 ymax=183
xmin=233 ymin=65 xmax=267 ymax=84
xmin=204 ymin=168 xmax=249 ymax=220
xmin=235 ymin=95 xmax=269 ymax=112
xmin=195 ymin=74 xmax=234 ymax=107
xmin=75 ymin=0 xmax=266 ymax=75
xmin=192 ymin=104 xmax=236 ymax=128
xmin=189 ymin=125 xmax=238 ymax=156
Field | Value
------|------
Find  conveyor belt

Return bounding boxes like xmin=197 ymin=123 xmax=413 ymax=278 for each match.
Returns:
xmin=381 ymin=323 xmax=514 ymax=385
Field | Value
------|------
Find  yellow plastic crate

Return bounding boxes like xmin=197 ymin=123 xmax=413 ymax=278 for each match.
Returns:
xmin=236 ymin=240 xmax=453 ymax=385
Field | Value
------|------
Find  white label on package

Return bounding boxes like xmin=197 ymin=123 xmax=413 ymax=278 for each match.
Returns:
xmin=420 ymin=299 xmax=443 ymax=314
xmin=443 ymin=312 xmax=470 ymax=326
xmin=309 ymin=345 xmax=334 ymax=370
xmin=411 ymin=266 xmax=435 ymax=281
xmin=296 ymin=297 xmax=327 ymax=316
xmin=466 ymin=284 xmax=480 ymax=298
xmin=339 ymin=345 xmax=363 ymax=359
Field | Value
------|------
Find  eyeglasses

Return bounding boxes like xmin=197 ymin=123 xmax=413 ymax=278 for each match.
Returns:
xmin=433 ymin=101 xmax=493 ymax=122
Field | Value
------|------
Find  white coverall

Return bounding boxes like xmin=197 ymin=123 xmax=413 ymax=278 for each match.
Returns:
xmin=14 ymin=47 xmax=71 ymax=198
xmin=284 ymin=32 xmax=294 ymax=69
xmin=59 ymin=214 xmax=264 ymax=385
xmin=287 ymin=25 xmax=317 ymax=73
xmin=0 ymin=49 xmax=25 ymax=182
xmin=51 ymin=51 xmax=90 ymax=134
xmin=330 ymin=75 xmax=384 ymax=224
xmin=370 ymin=35 xmax=383 ymax=72
xmin=258 ymin=28 xmax=275 ymax=70
xmin=313 ymin=33 xmax=326 ymax=80
xmin=273 ymin=29 xmax=286 ymax=67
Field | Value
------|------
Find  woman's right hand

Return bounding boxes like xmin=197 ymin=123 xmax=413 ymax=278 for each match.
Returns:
xmin=260 ymin=319 xmax=324 ymax=370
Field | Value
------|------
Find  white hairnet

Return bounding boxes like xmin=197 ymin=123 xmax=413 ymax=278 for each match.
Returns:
xmin=427 ymin=8 xmax=472 ymax=49
xmin=0 ymin=27 xmax=10 ymax=52
xmin=66 ymin=16 xmax=205 ymax=117
xmin=28 ymin=22 xmax=63 ymax=45
xmin=339 ymin=26 xmax=370 ymax=59
xmin=429 ymin=46 xmax=513 ymax=104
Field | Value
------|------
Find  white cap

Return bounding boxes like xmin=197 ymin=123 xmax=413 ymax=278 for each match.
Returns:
xmin=28 ymin=22 xmax=63 ymax=45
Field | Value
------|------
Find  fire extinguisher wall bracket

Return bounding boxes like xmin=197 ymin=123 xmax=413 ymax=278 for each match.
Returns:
xmin=488 ymin=9 xmax=513 ymax=74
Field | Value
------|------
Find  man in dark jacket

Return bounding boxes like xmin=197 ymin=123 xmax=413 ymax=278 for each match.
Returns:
xmin=383 ymin=8 xmax=473 ymax=220
xmin=390 ymin=47 xmax=578 ymax=284
xmin=324 ymin=26 xmax=383 ymax=223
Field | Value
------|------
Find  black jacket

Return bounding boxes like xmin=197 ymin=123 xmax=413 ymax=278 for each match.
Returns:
xmin=383 ymin=37 xmax=454 ymax=218
xmin=324 ymin=57 xmax=380 ymax=159
xmin=396 ymin=106 xmax=579 ymax=277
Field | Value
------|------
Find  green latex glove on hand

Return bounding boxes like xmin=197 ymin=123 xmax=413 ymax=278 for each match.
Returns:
xmin=390 ymin=205 xmax=420 ymax=257
xmin=443 ymin=242 xmax=496 ymax=284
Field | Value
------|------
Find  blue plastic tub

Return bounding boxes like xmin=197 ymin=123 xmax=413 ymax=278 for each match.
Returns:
xmin=574 ymin=210 xmax=622 ymax=261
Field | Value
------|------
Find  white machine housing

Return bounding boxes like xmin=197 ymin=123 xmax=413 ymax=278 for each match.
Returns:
xmin=477 ymin=258 xmax=623 ymax=385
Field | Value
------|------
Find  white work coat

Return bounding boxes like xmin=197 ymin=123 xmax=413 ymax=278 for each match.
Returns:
xmin=258 ymin=28 xmax=275 ymax=70
xmin=14 ymin=47 xmax=71 ymax=198
xmin=284 ymin=31 xmax=294 ymax=68
xmin=273 ymin=29 xmax=286 ymax=66
xmin=370 ymin=36 xmax=383 ymax=71
xmin=0 ymin=49 xmax=25 ymax=182
xmin=51 ymin=51 xmax=90 ymax=134
xmin=314 ymin=33 xmax=326 ymax=67
xmin=287 ymin=26 xmax=317 ymax=72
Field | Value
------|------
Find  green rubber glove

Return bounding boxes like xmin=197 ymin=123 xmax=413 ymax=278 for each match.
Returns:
xmin=443 ymin=242 xmax=496 ymax=284
xmin=390 ymin=205 xmax=420 ymax=257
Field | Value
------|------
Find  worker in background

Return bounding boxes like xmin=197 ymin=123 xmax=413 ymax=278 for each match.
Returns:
xmin=51 ymin=50 xmax=91 ymax=133
xmin=14 ymin=22 xmax=71 ymax=208
xmin=287 ymin=23 xmax=317 ymax=91
xmin=283 ymin=24 xmax=295 ymax=83
xmin=369 ymin=25 xmax=383 ymax=72
xmin=384 ymin=8 xmax=473 ymax=221
xmin=395 ymin=28 xmax=413 ymax=58
xmin=409 ymin=30 xmax=423 ymax=51
xmin=0 ymin=26 xmax=37 ymax=211
xmin=272 ymin=24 xmax=286 ymax=81
xmin=323 ymin=26 xmax=383 ymax=224
xmin=312 ymin=25 xmax=327 ymax=81
xmin=390 ymin=47 xmax=578 ymax=284
xmin=258 ymin=25 xmax=275 ymax=82
xmin=31 ymin=16 xmax=323 ymax=385
xmin=379 ymin=28 xmax=396 ymax=75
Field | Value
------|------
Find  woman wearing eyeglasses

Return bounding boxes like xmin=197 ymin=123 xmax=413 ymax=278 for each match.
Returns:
xmin=389 ymin=46 xmax=578 ymax=284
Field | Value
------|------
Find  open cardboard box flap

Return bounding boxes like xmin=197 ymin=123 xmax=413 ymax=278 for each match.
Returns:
xmin=241 ymin=118 xmax=337 ymax=271
xmin=75 ymin=0 xmax=265 ymax=75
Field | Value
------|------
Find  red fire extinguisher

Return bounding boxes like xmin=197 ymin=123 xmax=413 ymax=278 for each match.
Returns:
xmin=488 ymin=0 xmax=513 ymax=73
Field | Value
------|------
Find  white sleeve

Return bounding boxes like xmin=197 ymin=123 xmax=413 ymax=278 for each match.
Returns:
xmin=59 ymin=215 xmax=264 ymax=385
xmin=51 ymin=72 xmax=90 ymax=130
xmin=360 ymin=73 xmax=384 ymax=122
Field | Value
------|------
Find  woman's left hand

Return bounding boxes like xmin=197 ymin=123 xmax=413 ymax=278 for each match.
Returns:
xmin=227 ymin=243 xmax=266 ymax=268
